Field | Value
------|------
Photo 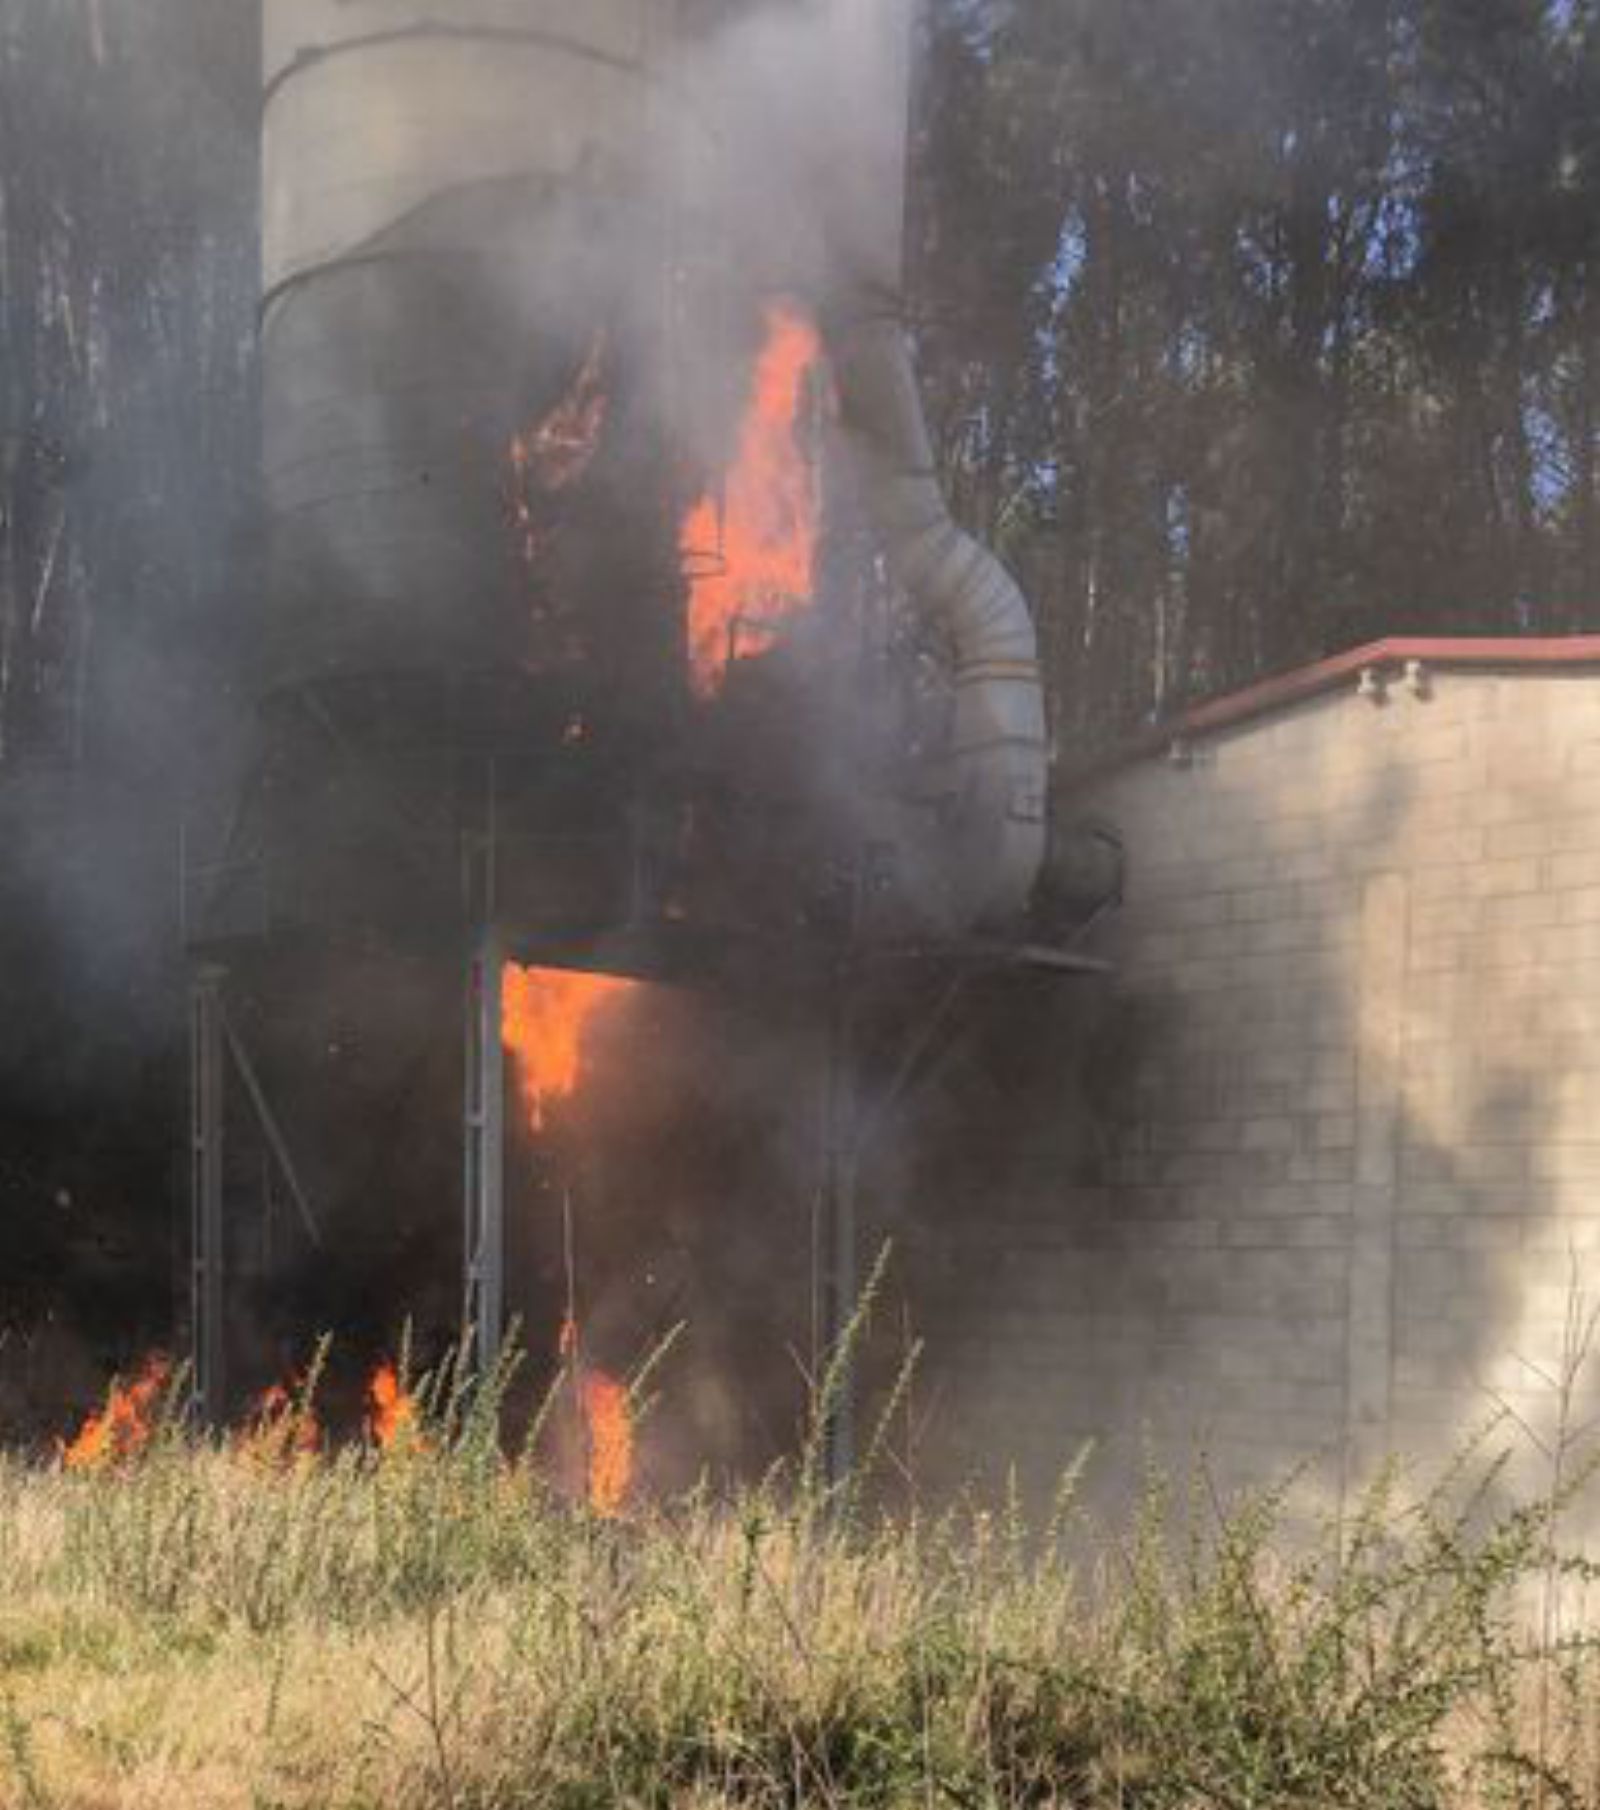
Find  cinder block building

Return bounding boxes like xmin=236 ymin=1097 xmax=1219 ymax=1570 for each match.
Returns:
xmin=912 ymin=638 xmax=1600 ymax=1516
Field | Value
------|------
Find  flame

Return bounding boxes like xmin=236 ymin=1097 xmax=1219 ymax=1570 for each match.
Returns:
xmin=508 ymin=331 xmax=608 ymax=564
xmin=682 ymin=302 xmax=823 ymax=696
xmin=236 ymin=1380 xmax=320 ymax=1464
xmin=512 ymin=331 xmax=608 ymax=493
xmin=557 ymin=1316 xmax=633 ymax=1515
xmin=581 ymin=1370 xmax=633 ymax=1517
xmin=366 ymin=1362 xmax=423 ymax=1451
xmin=502 ymin=967 xmax=638 ymax=1513
xmin=502 ymin=965 xmax=635 ymax=1132
xmin=60 ymin=1354 xmax=171 ymax=1471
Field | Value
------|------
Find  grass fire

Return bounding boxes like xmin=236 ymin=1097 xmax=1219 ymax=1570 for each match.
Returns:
xmin=12 ymin=1344 xmax=1600 ymax=1805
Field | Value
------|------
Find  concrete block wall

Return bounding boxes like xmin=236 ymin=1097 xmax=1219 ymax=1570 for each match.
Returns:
xmin=909 ymin=665 xmax=1600 ymax=1518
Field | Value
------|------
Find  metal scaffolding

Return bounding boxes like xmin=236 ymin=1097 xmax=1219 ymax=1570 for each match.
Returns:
xmin=187 ymin=964 xmax=324 ymax=1421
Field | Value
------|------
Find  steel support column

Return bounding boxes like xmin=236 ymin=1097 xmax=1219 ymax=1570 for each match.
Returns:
xmin=463 ymin=930 xmax=507 ymax=1371
xmin=190 ymin=964 xmax=227 ymax=1423
xmin=820 ymin=971 xmax=860 ymax=1493
xmin=462 ymin=763 xmax=506 ymax=1373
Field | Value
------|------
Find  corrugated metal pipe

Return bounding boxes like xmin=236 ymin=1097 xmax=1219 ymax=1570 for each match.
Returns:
xmin=826 ymin=301 xmax=1049 ymax=930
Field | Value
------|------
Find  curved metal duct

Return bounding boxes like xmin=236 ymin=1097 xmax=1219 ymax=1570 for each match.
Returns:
xmin=826 ymin=304 xmax=1050 ymax=930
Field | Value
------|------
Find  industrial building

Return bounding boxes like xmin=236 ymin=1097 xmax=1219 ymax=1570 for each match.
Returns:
xmin=910 ymin=640 xmax=1600 ymax=1517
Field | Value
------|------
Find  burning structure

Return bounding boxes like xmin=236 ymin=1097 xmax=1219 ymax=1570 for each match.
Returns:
xmin=181 ymin=0 xmax=1103 ymax=1481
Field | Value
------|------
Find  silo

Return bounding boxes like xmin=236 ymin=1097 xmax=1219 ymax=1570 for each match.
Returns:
xmin=189 ymin=0 xmax=1062 ymax=1427
xmin=256 ymin=1 xmax=933 ymax=720
xmin=258 ymin=1 xmax=719 ymax=719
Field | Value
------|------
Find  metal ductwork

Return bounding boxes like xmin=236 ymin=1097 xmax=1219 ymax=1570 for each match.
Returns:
xmin=827 ymin=308 xmax=1050 ymax=929
xmin=815 ymin=0 xmax=1049 ymax=930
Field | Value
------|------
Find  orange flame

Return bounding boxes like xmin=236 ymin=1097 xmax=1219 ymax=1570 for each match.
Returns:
xmin=502 ymin=965 xmax=635 ymax=1132
xmin=682 ymin=302 xmax=823 ymax=696
xmin=366 ymin=1362 xmax=422 ymax=1451
xmin=557 ymin=1316 xmax=634 ymax=1515
xmin=236 ymin=1380 xmax=320 ymax=1464
xmin=60 ymin=1354 xmax=172 ymax=1471
xmin=508 ymin=330 xmax=609 ymax=563
xmin=512 ymin=331 xmax=608 ymax=494
xmin=582 ymin=1370 xmax=633 ymax=1517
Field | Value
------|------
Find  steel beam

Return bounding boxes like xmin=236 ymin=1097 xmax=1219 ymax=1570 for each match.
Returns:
xmin=462 ymin=764 xmax=506 ymax=1374
xmin=220 ymin=1008 xmax=323 ymax=1250
xmin=189 ymin=965 xmax=227 ymax=1424
xmin=463 ymin=928 xmax=507 ymax=1371
xmin=820 ymin=973 xmax=860 ymax=1493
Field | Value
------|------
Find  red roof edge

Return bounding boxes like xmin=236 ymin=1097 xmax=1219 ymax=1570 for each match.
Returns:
xmin=1062 ymin=635 xmax=1600 ymax=789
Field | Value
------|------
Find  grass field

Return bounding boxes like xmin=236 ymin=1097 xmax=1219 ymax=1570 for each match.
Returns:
xmin=3 ymin=1339 xmax=1600 ymax=1809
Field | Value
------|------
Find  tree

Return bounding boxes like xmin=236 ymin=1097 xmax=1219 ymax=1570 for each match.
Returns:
xmin=913 ymin=0 xmax=1600 ymax=758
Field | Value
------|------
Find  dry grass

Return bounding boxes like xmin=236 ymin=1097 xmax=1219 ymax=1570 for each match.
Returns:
xmin=2 ymin=1356 xmax=1600 ymax=1810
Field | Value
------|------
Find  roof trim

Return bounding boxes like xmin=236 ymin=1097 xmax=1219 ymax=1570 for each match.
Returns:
xmin=1064 ymin=636 xmax=1600 ymax=788
xmin=1184 ymin=636 xmax=1600 ymax=738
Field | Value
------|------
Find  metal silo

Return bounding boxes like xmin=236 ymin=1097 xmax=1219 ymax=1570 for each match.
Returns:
xmin=187 ymin=0 xmax=1069 ymax=1434
xmin=259 ymin=1 xmax=714 ymax=711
